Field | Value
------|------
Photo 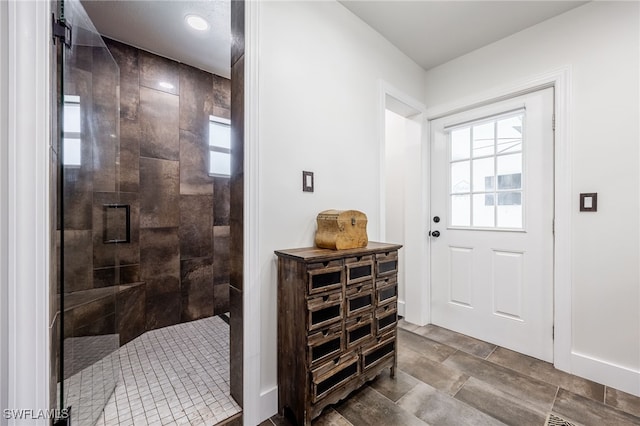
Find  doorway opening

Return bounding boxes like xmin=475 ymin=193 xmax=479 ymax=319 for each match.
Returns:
xmin=381 ymin=90 xmax=426 ymax=324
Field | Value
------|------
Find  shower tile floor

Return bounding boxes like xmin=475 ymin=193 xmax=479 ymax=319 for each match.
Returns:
xmin=96 ymin=315 xmax=241 ymax=426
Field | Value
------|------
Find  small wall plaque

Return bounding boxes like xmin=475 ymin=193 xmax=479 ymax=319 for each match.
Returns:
xmin=303 ymin=171 xmax=314 ymax=192
xmin=580 ymin=193 xmax=597 ymax=212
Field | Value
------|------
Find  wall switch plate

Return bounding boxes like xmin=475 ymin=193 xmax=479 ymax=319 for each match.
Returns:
xmin=580 ymin=193 xmax=597 ymax=212
xmin=303 ymin=171 xmax=314 ymax=192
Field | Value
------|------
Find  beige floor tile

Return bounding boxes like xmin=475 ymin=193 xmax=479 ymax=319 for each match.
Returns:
xmin=553 ymin=388 xmax=640 ymax=426
xmin=443 ymin=350 xmax=557 ymax=413
xmin=368 ymin=369 xmax=421 ymax=402
xmin=414 ymin=324 xmax=497 ymax=358
xmin=605 ymin=387 xmax=640 ymax=418
xmin=398 ymin=328 xmax=457 ymax=363
xmin=398 ymin=346 xmax=469 ymax=395
xmin=335 ymin=387 xmax=426 ymax=426
xmin=487 ymin=346 xmax=605 ymax=403
xmin=455 ymin=377 xmax=548 ymax=426
xmin=398 ymin=380 xmax=507 ymax=426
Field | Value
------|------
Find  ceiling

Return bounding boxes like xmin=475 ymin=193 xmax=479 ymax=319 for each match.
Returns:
xmin=80 ymin=1 xmax=587 ymax=79
xmin=81 ymin=0 xmax=231 ymax=78
xmin=340 ymin=1 xmax=587 ymax=71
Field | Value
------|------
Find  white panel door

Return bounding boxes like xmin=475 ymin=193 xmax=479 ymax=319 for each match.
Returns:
xmin=430 ymin=88 xmax=554 ymax=362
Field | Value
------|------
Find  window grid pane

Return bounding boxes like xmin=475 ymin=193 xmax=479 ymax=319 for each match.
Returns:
xmin=63 ymin=137 xmax=82 ymax=167
xmin=449 ymin=112 xmax=524 ymax=229
xmin=209 ymin=151 xmax=231 ymax=176
xmin=209 ymin=116 xmax=231 ymax=177
xmin=209 ymin=120 xmax=231 ymax=150
xmin=472 ymin=122 xmax=494 ymax=157
xmin=63 ymin=96 xmax=82 ymax=167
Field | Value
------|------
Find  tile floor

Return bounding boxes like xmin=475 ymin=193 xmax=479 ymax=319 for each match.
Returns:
xmin=265 ymin=321 xmax=640 ymax=426
xmin=93 ymin=315 xmax=241 ymax=426
xmin=61 ymin=335 xmax=120 ymax=426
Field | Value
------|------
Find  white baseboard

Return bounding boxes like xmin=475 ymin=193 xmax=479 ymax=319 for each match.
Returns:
xmin=398 ymin=300 xmax=405 ymax=317
xmin=259 ymin=386 xmax=278 ymax=423
xmin=571 ymin=351 xmax=640 ymax=397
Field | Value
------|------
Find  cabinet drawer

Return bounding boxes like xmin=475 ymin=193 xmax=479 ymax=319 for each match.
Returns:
xmin=307 ymin=261 xmax=344 ymax=295
xmin=361 ymin=332 xmax=396 ymax=372
xmin=375 ymin=303 xmax=398 ymax=334
xmin=345 ymin=283 xmax=373 ymax=317
xmin=311 ymin=352 xmax=359 ymax=403
xmin=307 ymin=291 xmax=343 ymax=331
xmin=375 ymin=277 xmax=398 ymax=307
xmin=375 ymin=251 xmax=398 ymax=277
xmin=345 ymin=314 xmax=374 ymax=348
xmin=308 ymin=322 xmax=343 ymax=367
xmin=345 ymin=255 xmax=374 ymax=285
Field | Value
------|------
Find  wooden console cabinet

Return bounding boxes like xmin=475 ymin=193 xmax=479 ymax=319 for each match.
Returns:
xmin=275 ymin=242 xmax=402 ymax=425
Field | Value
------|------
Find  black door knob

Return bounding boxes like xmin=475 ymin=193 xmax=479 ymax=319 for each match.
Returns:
xmin=431 ymin=230 xmax=440 ymax=238
xmin=433 ymin=216 xmax=440 ymax=223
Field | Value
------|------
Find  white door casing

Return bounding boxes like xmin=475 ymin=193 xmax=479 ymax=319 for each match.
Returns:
xmin=430 ymin=88 xmax=554 ymax=362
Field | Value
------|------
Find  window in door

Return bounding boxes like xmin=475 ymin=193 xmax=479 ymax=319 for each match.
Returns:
xmin=449 ymin=110 xmax=524 ymax=229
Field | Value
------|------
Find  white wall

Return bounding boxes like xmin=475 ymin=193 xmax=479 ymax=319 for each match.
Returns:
xmin=256 ymin=0 xmax=426 ymax=415
xmin=423 ymin=1 xmax=640 ymax=394
xmin=0 ymin=1 xmax=9 ymax=423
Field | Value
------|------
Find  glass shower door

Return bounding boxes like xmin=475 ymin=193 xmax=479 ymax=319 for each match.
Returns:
xmin=57 ymin=0 xmax=121 ymax=423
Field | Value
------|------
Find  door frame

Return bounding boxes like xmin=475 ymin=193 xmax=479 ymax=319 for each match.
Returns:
xmin=422 ymin=68 xmax=572 ymax=370
xmin=1 ymin=0 xmax=52 ymax=419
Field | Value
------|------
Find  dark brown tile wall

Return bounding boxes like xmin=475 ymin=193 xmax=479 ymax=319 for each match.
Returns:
xmin=91 ymin=46 xmax=120 ymax=194
xmin=105 ymin=38 xmax=232 ymax=333
xmin=58 ymin=37 xmax=232 ymax=345
xmin=116 ymin=283 xmax=146 ymax=345
xmin=180 ymin=257 xmax=215 ymax=322
xmin=140 ymin=51 xmax=180 ymax=96
xmin=214 ymin=177 xmax=231 ymax=226
xmin=180 ymin=194 xmax=214 ymax=259
xmin=213 ymin=225 xmax=231 ymax=285
xmin=141 ymin=227 xmax=181 ymax=329
xmin=139 ymin=157 xmax=180 ymax=228
xmin=139 ymin=87 xmax=180 ymax=161
xmin=230 ymin=0 xmax=245 ymax=407
xmin=180 ymin=129 xmax=214 ymax=195
xmin=179 ymin=64 xmax=213 ymax=137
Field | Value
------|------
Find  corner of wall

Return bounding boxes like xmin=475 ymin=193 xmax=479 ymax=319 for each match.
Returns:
xmin=243 ymin=0 xmax=263 ymax=424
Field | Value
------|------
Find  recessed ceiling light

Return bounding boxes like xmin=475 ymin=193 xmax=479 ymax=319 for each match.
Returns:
xmin=185 ymin=14 xmax=209 ymax=31
xmin=159 ymin=81 xmax=174 ymax=90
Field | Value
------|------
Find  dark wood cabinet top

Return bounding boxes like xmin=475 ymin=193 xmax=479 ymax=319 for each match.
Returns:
xmin=274 ymin=241 xmax=402 ymax=262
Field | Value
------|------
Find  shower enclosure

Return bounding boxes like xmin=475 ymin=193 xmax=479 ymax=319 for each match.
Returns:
xmin=53 ymin=0 xmax=243 ymax=423
xmin=55 ymin=0 xmax=121 ymax=423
